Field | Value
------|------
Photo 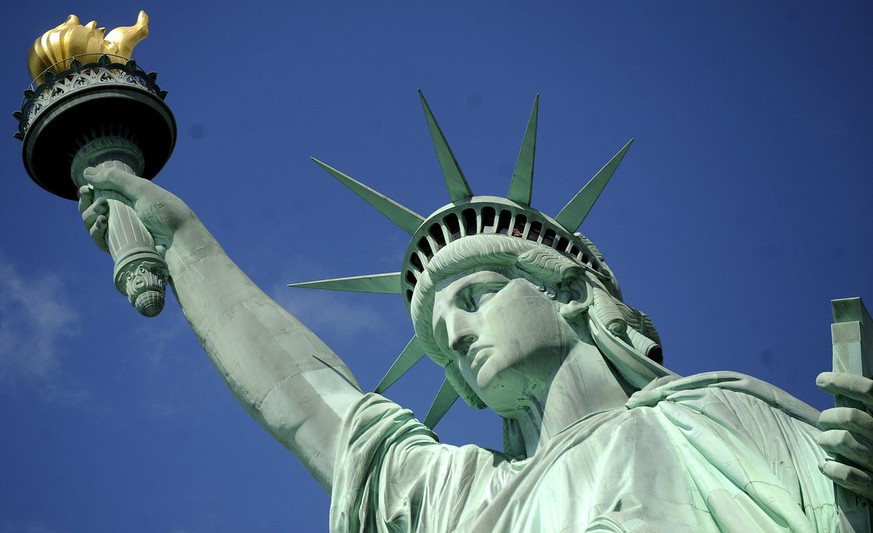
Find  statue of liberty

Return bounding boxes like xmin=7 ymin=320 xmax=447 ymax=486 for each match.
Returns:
xmin=73 ymin=90 xmax=873 ymax=531
xmin=7 ymin=8 xmax=867 ymax=531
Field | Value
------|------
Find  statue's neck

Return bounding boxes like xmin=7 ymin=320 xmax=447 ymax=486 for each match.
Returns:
xmin=515 ymin=337 xmax=633 ymax=457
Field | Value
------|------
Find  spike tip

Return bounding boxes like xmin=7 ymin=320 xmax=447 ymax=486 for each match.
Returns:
xmin=554 ymin=139 xmax=634 ymax=232
xmin=507 ymin=95 xmax=539 ymax=206
xmin=419 ymin=90 xmax=473 ymax=202
xmin=311 ymin=158 xmax=424 ymax=234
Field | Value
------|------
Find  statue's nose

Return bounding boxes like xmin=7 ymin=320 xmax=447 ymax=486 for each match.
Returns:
xmin=451 ymin=334 xmax=476 ymax=358
xmin=446 ymin=311 xmax=477 ymax=357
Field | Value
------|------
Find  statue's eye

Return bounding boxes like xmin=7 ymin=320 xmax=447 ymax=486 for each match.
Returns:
xmin=462 ymin=284 xmax=503 ymax=312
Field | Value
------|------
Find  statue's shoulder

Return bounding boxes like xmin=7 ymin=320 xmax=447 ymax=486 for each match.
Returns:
xmin=626 ymin=371 xmax=821 ymax=426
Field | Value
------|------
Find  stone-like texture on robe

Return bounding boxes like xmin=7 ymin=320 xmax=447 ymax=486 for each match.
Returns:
xmin=330 ymin=372 xmax=838 ymax=532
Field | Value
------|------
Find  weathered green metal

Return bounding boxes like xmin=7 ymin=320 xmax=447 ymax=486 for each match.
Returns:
xmin=554 ymin=139 xmax=633 ymax=232
xmin=15 ymin=54 xmax=174 ymax=200
xmin=375 ymin=336 xmax=426 ymax=393
xmin=70 ymin=137 xmax=168 ymax=316
xmin=830 ymin=297 xmax=873 ymax=532
xmin=311 ymin=158 xmax=424 ymax=235
xmin=294 ymin=99 xmax=628 ymax=427
xmin=419 ymin=90 xmax=473 ymax=202
xmin=13 ymin=47 xmax=174 ymax=318
xmin=423 ymin=378 xmax=459 ymax=429
xmin=62 ymin=87 xmax=869 ymax=529
xmin=288 ymin=272 xmax=402 ymax=294
xmin=507 ymin=95 xmax=539 ymax=206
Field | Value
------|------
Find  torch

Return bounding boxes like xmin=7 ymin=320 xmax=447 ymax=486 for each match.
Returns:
xmin=13 ymin=11 xmax=176 ymax=317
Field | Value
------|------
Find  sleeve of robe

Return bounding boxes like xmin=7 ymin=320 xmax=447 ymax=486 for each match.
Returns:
xmin=624 ymin=372 xmax=839 ymax=532
xmin=329 ymin=393 xmax=508 ymax=533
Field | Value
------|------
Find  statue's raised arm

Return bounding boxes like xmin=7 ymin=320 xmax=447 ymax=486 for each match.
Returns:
xmin=76 ymin=93 xmax=873 ymax=532
xmin=78 ymin=164 xmax=364 ymax=491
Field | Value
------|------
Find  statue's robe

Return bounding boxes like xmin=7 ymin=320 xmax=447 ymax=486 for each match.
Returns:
xmin=330 ymin=372 xmax=838 ymax=532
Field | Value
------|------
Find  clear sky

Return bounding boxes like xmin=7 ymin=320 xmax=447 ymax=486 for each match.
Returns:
xmin=1 ymin=2 xmax=872 ymax=532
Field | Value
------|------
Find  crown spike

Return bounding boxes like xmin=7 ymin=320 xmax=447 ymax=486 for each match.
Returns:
xmin=554 ymin=139 xmax=634 ymax=232
xmin=507 ymin=94 xmax=539 ymax=206
xmin=311 ymin=158 xmax=424 ymax=235
xmin=374 ymin=336 xmax=426 ymax=393
xmin=418 ymin=90 xmax=473 ymax=202
xmin=423 ymin=378 xmax=460 ymax=429
xmin=287 ymin=273 xmax=402 ymax=294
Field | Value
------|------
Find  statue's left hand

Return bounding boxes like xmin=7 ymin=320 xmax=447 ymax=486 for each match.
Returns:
xmin=816 ymin=371 xmax=873 ymax=500
xmin=77 ymin=165 xmax=197 ymax=255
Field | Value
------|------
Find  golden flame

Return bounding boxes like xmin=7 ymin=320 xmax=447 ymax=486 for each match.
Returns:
xmin=27 ymin=10 xmax=150 ymax=80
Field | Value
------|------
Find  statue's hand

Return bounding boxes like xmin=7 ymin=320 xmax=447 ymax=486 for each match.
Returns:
xmin=816 ymin=371 xmax=873 ymax=500
xmin=77 ymin=165 xmax=195 ymax=255
xmin=78 ymin=185 xmax=110 ymax=253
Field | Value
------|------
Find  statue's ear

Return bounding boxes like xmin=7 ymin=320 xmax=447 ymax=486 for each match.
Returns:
xmin=559 ymin=300 xmax=586 ymax=320
xmin=558 ymin=277 xmax=591 ymax=320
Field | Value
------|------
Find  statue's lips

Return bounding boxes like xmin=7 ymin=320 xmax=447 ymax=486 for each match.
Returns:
xmin=469 ymin=347 xmax=492 ymax=373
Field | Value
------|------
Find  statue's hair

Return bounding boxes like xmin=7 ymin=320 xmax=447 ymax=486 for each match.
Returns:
xmin=411 ymin=234 xmax=666 ymax=414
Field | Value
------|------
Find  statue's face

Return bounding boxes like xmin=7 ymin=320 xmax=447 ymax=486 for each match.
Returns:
xmin=431 ymin=269 xmax=576 ymax=416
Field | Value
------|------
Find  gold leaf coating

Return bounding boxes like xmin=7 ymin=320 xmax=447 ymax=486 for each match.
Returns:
xmin=27 ymin=10 xmax=150 ymax=80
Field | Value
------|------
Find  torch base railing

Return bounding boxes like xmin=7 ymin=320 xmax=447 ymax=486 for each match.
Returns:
xmin=14 ymin=53 xmax=176 ymax=317
xmin=16 ymin=56 xmax=175 ymax=200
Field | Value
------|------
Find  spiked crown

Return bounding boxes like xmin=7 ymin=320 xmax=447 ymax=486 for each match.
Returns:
xmin=291 ymin=92 xmax=635 ymax=428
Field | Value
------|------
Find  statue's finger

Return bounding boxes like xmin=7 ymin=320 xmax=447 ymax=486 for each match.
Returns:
xmin=817 ymin=372 xmax=873 ymax=407
xmin=89 ymin=214 xmax=109 ymax=253
xmin=83 ymin=165 xmax=150 ymax=204
xmin=820 ymin=407 xmax=873 ymax=442
xmin=80 ymin=198 xmax=108 ymax=229
xmin=77 ymin=185 xmax=94 ymax=214
xmin=818 ymin=428 xmax=873 ymax=469
xmin=819 ymin=459 xmax=873 ymax=501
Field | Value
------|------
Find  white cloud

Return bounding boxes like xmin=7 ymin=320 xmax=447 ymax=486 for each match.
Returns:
xmin=270 ymin=284 xmax=387 ymax=338
xmin=0 ymin=253 xmax=81 ymax=399
xmin=132 ymin=303 xmax=189 ymax=370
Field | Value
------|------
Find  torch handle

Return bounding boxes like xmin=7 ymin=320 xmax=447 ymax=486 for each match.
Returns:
xmin=96 ymin=161 xmax=168 ymax=317
xmin=72 ymin=138 xmax=169 ymax=317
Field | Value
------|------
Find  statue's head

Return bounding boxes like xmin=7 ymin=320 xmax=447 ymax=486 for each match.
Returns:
xmin=410 ymin=232 xmax=666 ymax=416
xmin=292 ymin=93 xmax=671 ymax=428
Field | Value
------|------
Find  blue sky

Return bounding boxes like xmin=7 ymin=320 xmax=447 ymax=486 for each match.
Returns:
xmin=1 ymin=2 xmax=872 ymax=532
